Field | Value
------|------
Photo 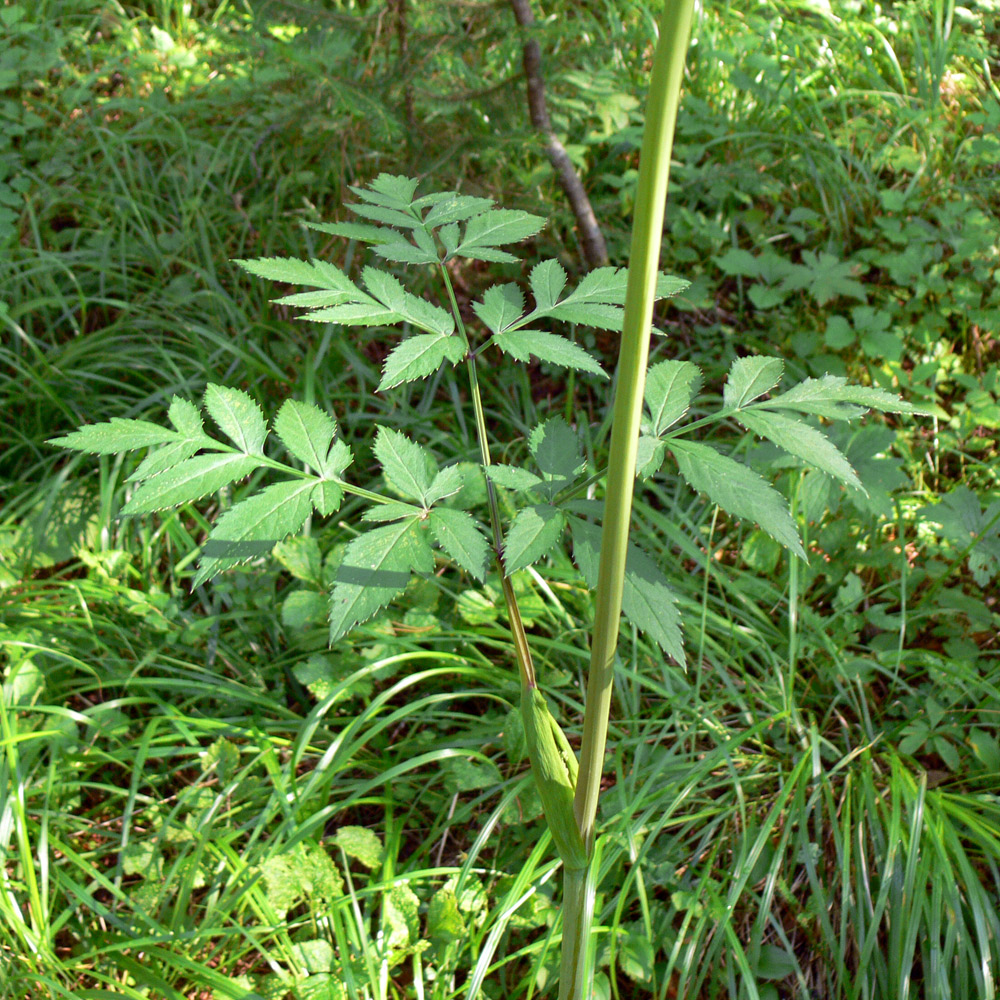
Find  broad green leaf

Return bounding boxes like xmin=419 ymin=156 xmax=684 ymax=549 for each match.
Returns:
xmin=331 ymin=825 xmax=384 ymax=868
xmin=724 ymin=357 xmax=784 ymax=409
xmin=384 ymin=883 xmax=421 ymax=951
xmin=260 ymin=844 xmax=344 ymax=920
xmin=530 ymin=259 xmax=568 ymax=310
xmin=569 ymin=518 xmax=684 ymax=664
xmin=426 ymin=465 xmax=466 ymax=505
xmin=50 ymin=418 xmax=180 ymax=454
xmin=768 ymin=375 xmax=928 ymax=419
xmin=328 ymin=519 xmax=433 ymax=641
xmin=362 ymin=266 xmax=454 ymax=336
xmin=374 ymin=427 xmax=435 ymax=502
xmin=204 ymin=384 xmax=267 ymax=455
xmin=493 ymin=329 xmax=607 ymax=379
xmin=378 ymin=332 xmax=465 ymax=391
xmin=486 ymin=465 xmax=542 ymax=491
xmin=529 ymin=417 xmax=585 ymax=481
xmin=737 ymin=410 xmax=862 ymax=491
xmin=780 ymin=249 xmax=867 ymax=305
xmin=427 ymin=887 xmax=466 ymax=946
xmin=503 ymin=504 xmax=565 ymax=574
xmin=192 ymin=479 xmax=316 ymax=587
xmin=274 ymin=400 xmax=337 ymax=470
xmin=645 ymin=360 xmax=702 ymax=434
xmin=670 ymin=440 xmax=805 ymax=557
xmin=452 ymin=209 xmax=546 ymax=262
xmin=282 ymin=590 xmax=326 ymax=630
xmin=430 ymin=507 xmax=489 ymax=579
xmin=121 ymin=453 xmax=261 ymax=515
xmin=274 ymin=535 xmax=323 ymax=584
xmin=473 ymin=284 xmax=525 ymax=334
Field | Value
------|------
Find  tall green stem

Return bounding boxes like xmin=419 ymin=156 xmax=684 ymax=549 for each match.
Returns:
xmin=562 ymin=3 xmax=694 ymax=997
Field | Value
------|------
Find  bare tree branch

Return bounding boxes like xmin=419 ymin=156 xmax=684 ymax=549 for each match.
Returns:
xmin=509 ymin=0 xmax=609 ymax=269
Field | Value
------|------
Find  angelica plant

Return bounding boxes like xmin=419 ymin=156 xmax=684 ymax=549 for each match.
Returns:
xmin=51 ymin=10 xmax=925 ymax=998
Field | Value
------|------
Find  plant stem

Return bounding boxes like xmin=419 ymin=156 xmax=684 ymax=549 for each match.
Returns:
xmin=440 ymin=263 xmax=538 ymax=690
xmin=563 ymin=2 xmax=694 ymax=997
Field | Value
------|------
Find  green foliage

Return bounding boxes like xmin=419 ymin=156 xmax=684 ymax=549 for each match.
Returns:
xmin=7 ymin=3 xmax=1000 ymax=998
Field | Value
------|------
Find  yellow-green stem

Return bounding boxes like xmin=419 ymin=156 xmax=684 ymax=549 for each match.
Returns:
xmin=561 ymin=3 xmax=694 ymax=998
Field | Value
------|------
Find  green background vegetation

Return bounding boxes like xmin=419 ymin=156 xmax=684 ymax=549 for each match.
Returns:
xmin=2 ymin=1 xmax=999 ymax=998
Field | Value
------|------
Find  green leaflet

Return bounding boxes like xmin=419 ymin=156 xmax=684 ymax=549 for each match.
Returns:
xmin=48 ymin=418 xmax=183 ymax=454
xmin=374 ymin=426 xmax=436 ymax=503
xmin=736 ymin=409 xmax=863 ymax=492
xmin=204 ymin=384 xmax=267 ymax=455
xmin=429 ymin=507 xmax=489 ymax=580
xmin=520 ymin=686 xmax=587 ymax=871
xmin=120 ymin=452 xmax=262 ymax=516
xmin=529 ymin=258 xmax=569 ymax=310
xmin=273 ymin=399 xmax=338 ymax=470
xmin=569 ymin=518 xmax=684 ymax=665
xmin=451 ymin=209 xmax=547 ymax=264
xmin=473 ymin=283 xmax=525 ymax=335
xmin=645 ymin=359 xmax=702 ymax=435
xmin=670 ymin=439 xmax=806 ymax=558
xmin=493 ymin=329 xmax=607 ymax=380
xmin=503 ymin=504 xmax=566 ymax=575
xmin=192 ymin=479 xmax=317 ymax=588
xmin=378 ymin=332 xmax=465 ymax=391
xmin=328 ymin=519 xmax=434 ymax=642
xmin=724 ymin=356 xmax=784 ymax=409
